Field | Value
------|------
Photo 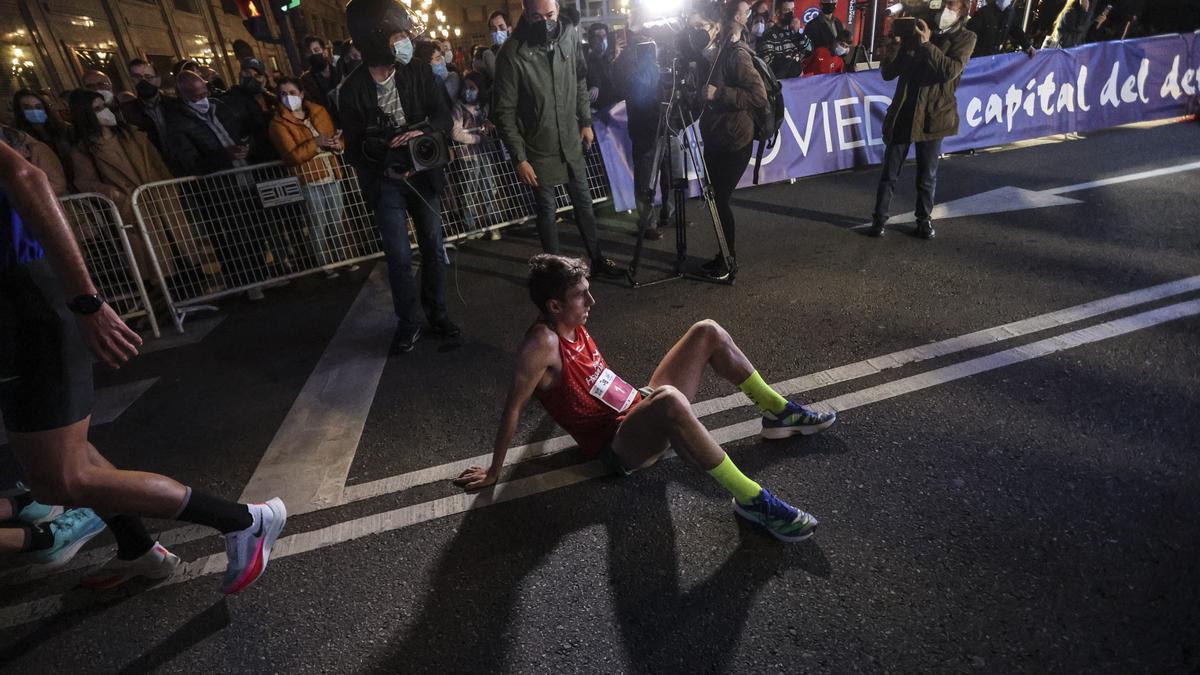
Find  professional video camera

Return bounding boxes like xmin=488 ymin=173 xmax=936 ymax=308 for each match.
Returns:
xmin=884 ymin=0 xmax=946 ymax=18
xmin=362 ymin=119 xmax=449 ymax=176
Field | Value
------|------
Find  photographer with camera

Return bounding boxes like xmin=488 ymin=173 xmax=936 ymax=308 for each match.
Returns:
xmin=492 ymin=0 xmax=624 ymax=277
xmin=698 ymin=2 xmax=768 ymax=281
xmin=341 ymin=0 xmax=460 ymax=353
xmin=868 ymin=0 xmax=975 ymax=240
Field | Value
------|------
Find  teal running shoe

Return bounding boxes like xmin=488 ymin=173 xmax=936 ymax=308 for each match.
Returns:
xmin=760 ymin=401 xmax=837 ymax=440
xmin=733 ymin=489 xmax=819 ymax=542
xmin=25 ymin=508 xmax=107 ymax=570
xmin=16 ymin=500 xmax=62 ymax=525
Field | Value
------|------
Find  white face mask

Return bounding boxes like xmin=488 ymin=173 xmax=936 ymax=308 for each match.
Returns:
xmin=188 ymin=97 xmax=211 ymax=114
xmin=996 ymin=0 xmax=1013 ymax=9
xmin=938 ymin=8 xmax=959 ymax=30
xmin=753 ymin=22 xmax=766 ymax=36
xmin=834 ymin=44 xmax=849 ymax=56
xmin=283 ymin=94 xmax=303 ymax=112
xmin=96 ymin=107 xmax=118 ymax=126
xmin=98 ymin=88 xmax=114 ymax=104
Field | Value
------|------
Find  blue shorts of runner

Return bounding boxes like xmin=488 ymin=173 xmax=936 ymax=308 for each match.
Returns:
xmin=0 ymin=258 xmax=95 ymax=433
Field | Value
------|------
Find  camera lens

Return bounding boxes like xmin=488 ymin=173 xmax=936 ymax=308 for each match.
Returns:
xmin=412 ymin=137 xmax=437 ymax=163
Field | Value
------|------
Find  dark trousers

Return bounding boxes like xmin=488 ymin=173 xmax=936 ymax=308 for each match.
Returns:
xmin=631 ymin=133 xmax=683 ymax=230
xmin=703 ymin=142 xmax=753 ymax=259
xmin=531 ymin=158 xmax=602 ymax=261
xmin=375 ymin=178 xmax=448 ymax=332
xmin=872 ymin=138 xmax=943 ymax=225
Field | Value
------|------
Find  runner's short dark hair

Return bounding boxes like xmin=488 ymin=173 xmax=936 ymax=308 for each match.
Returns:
xmin=528 ymin=255 xmax=590 ymax=312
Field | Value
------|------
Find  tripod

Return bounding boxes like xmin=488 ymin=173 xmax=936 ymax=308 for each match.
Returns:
xmin=627 ymin=58 xmax=735 ymax=288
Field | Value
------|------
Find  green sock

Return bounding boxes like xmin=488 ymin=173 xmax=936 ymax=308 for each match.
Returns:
xmin=739 ymin=370 xmax=789 ymax=415
xmin=707 ymin=455 xmax=763 ymax=505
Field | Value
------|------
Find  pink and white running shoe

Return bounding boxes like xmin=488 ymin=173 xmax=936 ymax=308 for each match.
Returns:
xmin=221 ymin=498 xmax=287 ymax=595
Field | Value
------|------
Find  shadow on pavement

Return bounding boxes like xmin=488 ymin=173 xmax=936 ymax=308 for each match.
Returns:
xmin=369 ymin=437 xmax=838 ymax=673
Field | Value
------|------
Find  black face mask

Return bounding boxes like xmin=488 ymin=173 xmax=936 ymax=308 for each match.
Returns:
xmin=529 ymin=18 xmax=559 ymax=45
xmin=308 ymin=53 xmax=328 ymax=72
xmin=821 ymin=3 xmax=836 ymax=14
xmin=135 ymin=79 xmax=159 ymax=100
xmin=241 ymin=76 xmax=263 ymax=93
xmin=781 ymin=11 xmax=795 ymax=24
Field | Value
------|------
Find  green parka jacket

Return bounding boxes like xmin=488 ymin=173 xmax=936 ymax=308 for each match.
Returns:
xmin=492 ymin=14 xmax=591 ymax=186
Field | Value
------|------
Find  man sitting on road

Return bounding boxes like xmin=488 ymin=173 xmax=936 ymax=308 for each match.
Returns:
xmin=456 ymin=255 xmax=836 ymax=541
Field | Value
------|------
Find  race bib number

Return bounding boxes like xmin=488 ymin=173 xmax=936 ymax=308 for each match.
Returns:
xmin=589 ymin=368 xmax=637 ymax=413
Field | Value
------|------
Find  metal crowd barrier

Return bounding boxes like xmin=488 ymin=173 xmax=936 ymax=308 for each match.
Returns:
xmin=58 ymin=193 xmax=160 ymax=338
xmin=131 ymin=140 xmax=612 ymax=333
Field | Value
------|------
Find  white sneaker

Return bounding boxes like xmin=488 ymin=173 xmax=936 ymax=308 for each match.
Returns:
xmin=221 ymin=498 xmax=287 ymax=595
xmin=80 ymin=542 xmax=180 ymax=590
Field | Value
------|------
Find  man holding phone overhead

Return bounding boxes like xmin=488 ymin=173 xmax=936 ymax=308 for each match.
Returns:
xmin=868 ymin=0 xmax=975 ymax=241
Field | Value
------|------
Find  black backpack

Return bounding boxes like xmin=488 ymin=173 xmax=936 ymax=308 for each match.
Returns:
xmin=748 ymin=50 xmax=785 ymax=185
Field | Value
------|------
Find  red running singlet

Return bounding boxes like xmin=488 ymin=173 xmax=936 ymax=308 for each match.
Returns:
xmin=534 ymin=324 xmax=643 ymax=457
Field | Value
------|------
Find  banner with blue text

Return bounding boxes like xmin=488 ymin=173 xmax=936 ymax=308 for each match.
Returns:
xmin=593 ymin=32 xmax=1200 ymax=212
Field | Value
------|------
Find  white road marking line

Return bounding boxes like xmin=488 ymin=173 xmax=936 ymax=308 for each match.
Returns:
xmin=851 ymin=157 xmax=1200 ymax=228
xmin=5 ymin=273 xmax=1199 ymax=587
xmin=237 ymin=264 xmax=395 ymax=513
xmin=2 ymin=298 xmax=1197 ymax=629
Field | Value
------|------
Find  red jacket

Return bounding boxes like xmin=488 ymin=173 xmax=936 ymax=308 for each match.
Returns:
xmin=803 ymin=47 xmax=845 ymax=76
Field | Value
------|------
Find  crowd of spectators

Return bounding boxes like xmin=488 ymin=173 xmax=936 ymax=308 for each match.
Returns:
xmin=2 ymin=0 xmax=1196 ymax=304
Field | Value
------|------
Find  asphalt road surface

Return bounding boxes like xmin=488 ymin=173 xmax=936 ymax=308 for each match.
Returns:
xmin=1 ymin=119 xmax=1198 ymax=674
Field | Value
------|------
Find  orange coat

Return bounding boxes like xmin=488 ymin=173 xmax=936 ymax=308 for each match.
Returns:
xmin=267 ymin=101 xmax=343 ymax=185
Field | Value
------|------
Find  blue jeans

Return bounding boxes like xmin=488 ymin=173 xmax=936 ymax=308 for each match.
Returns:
xmin=374 ymin=178 xmax=448 ymax=331
xmin=303 ymin=181 xmax=346 ymax=267
xmin=872 ymin=138 xmax=943 ymax=225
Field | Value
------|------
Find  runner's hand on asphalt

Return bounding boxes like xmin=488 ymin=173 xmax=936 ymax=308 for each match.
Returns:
xmin=454 ymin=466 xmax=498 ymax=491
xmin=81 ymin=304 xmax=142 ymax=369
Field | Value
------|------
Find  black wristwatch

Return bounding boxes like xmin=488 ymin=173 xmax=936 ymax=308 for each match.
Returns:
xmin=67 ymin=293 xmax=105 ymax=315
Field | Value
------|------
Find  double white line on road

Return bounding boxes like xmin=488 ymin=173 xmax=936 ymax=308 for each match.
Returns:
xmin=2 ymin=276 xmax=1199 ymax=629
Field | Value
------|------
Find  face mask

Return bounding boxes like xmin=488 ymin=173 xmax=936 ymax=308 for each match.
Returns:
xmin=24 ymin=108 xmax=48 ymax=124
xmin=821 ymin=3 xmax=836 ymax=14
xmin=283 ymin=94 xmax=303 ymax=111
xmin=492 ymin=30 xmax=508 ymax=47
xmin=98 ymin=88 xmax=114 ymax=104
xmin=834 ymin=44 xmax=849 ymax=55
xmin=996 ymin=0 xmax=1013 ymax=9
xmin=544 ymin=19 xmax=560 ymax=40
xmin=753 ymin=21 xmax=766 ymax=36
xmin=937 ymin=8 xmax=959 ymax=30
xmin=135 ymin=80 xmax=159 ymax=100
xmin=242 ymin=76 xmax=263 ymax=93
xmin=96 ymin=108 xmax=118 ymax=127
xmin=393 ymin=37 xmax=414 ymax=65
xmin=462 ymin=88 xmax=478 ymax=104
xmin=188 ymin=98 xmax=211 ymax=114
xmin=308 ymin=53 xmax=327 ymax=72
xmin=431 ymin=62 xmax=449 ymax=79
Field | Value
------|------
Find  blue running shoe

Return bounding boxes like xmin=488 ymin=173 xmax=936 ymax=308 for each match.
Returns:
xmin=16 ymin=500 xmax=62 ymax=525
xmin=760 ymin=401 xmax=837 ymax=440
xmin=25 ymin=508 xmax=107 ymax=570
xmin=733 ymin=489 xmax=819 ymax=542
